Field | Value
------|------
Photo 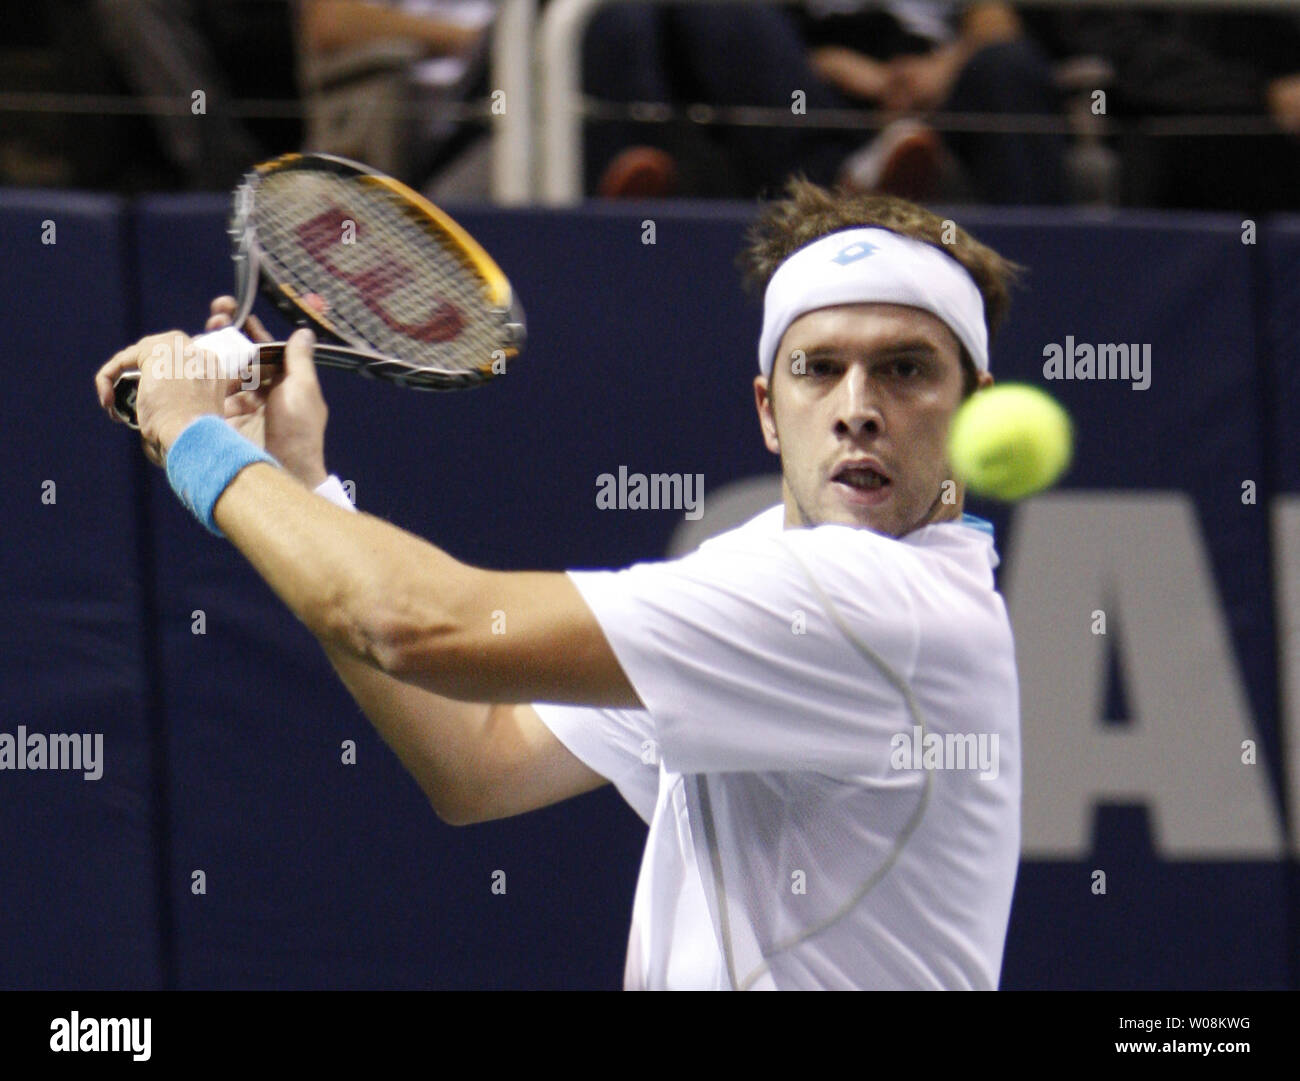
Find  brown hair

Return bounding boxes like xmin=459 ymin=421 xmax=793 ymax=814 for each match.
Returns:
xmin=738 ymin=177 xmax=1024 ymax=397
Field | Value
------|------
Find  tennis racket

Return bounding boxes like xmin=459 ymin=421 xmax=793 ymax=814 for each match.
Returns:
xmin=113 ymin=151 xmax=525 ymax=429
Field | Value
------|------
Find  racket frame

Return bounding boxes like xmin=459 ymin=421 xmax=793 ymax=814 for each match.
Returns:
xmin=236 ymin=152 xmax=525 ymax=385
xmin=111 ymin=152 xmax=526 ymax=428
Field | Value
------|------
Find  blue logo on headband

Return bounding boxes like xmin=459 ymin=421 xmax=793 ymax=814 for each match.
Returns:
xmin=832 ymin=241 xmax=878 ymax=265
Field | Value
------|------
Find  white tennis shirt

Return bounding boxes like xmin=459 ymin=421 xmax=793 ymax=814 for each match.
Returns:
xmin=532 ymin=505 xmax=1020 ymax=990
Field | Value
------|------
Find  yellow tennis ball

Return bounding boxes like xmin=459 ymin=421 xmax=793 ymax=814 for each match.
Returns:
xmin=948 ymin=384 xmax=1073 ymax=501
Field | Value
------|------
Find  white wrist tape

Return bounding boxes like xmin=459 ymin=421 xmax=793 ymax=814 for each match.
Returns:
xmin=191 ymin=326 xmax=260 ymax=382
xmin=314 ymin=474 xmax=356 ymax=512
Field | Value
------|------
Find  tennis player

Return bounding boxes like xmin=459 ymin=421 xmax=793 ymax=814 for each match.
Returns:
xmin=95 ymin=179 xmax=1023 ymax=991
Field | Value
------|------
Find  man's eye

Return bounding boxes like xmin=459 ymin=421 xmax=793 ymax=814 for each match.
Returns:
xmin=893 ymin=359 xmax=923 ymax=378
xmin=808 ymin=360 xmax=838 ymax=376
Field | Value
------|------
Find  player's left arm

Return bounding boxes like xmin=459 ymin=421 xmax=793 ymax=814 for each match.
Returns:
xmin=210 ymin=463 xmax=642 ymax=708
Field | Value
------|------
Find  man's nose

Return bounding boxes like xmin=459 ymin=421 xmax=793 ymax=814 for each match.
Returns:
xmin=834 ymin=366 xmax=882 ymax=437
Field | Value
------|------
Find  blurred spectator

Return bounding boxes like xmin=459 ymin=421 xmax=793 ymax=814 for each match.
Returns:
xmin=90 ymin=0 xmax=300 ymax=190
xmin=296 ymin=0 xmax=493 ymax=190
xmin=802 ymin=1 xmax=1067 ymax=204
xmin=583 ymin=3 xmax=862 ymax=198
xmin=582 ymin=1 xmax=1066 ymax=204
xmin=83 ymin=1 xmax=489 ymax=193
xmin=1024 ymin=7 xmax=1300 ymax=211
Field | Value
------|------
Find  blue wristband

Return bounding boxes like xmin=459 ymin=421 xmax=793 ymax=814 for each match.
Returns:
xmin=164 ymin=415 xmax=279 ymax=536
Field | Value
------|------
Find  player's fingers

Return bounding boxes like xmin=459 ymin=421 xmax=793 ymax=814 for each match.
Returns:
xmin=253 ymin=366 xmax=283 ymax=393
xmin=95 ymin=344 xmax=145 ymax=415
xmin=223 ymin=388 xmax=263 ymax=417
xmin=281 ymin=328 xmax=321 ymax=388
xmin=205 ymin=312 xmax=233 ymax=332
xmin=210 ymin=296 xmax=238 ymax=319
xmin=244 ymin=313 xmax=273 ymax=344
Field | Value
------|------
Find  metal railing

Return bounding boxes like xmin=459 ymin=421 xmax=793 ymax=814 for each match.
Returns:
xmin=491 ymin=0 xmax=535 ymax=204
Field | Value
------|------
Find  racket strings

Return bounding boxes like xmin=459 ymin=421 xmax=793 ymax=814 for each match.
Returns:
xmin=253 ymin=170 xmax=508 ymax=381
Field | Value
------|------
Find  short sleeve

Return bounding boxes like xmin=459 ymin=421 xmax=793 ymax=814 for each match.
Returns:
xmin=531 ymin=702 xmax=660 ymax=825
xmin=567 ymin=524 xmax=922 ymax=776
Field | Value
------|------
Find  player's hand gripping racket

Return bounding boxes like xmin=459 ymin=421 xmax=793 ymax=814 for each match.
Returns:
xmin=112 ymin=151 xmax=525 ymax=429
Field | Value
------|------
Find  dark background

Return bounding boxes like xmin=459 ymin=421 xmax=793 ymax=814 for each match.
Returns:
xmin=0 ymin=196 xmax=1294 ymax=989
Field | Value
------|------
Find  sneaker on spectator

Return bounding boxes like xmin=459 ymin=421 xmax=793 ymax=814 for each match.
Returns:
xmin=839 ymin=120 xmax=942 ymax=202
xmin=598 ymin=146 xmax=678 ymax=198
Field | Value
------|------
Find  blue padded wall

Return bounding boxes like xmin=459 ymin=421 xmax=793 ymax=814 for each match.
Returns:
xmin=1 ymin=192 xmax=1294 ymax=989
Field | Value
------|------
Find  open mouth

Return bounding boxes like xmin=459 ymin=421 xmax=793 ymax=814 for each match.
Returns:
xmin=833 ymin=462 xmax=892 ymax=493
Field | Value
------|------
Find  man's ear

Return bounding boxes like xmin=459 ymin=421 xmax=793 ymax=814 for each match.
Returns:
xmin=754 ymin=374 xmax=781 ymax=455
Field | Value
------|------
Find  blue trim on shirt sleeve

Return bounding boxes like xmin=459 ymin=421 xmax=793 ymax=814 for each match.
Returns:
xmin=960 ymin=513 xmax=995 ymax=539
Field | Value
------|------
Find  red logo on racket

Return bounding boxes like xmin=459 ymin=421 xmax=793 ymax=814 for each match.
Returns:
xmin=295 ymin=208 xmax=464 ymax=343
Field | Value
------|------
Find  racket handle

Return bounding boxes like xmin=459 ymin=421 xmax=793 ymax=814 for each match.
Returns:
xmin=110 ymin=328 xmax=279 ymax=431
xmin=111 ymin=370 xmax=142 ymax=430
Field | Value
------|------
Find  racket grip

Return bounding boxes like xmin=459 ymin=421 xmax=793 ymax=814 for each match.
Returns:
xmin=111 ymin=370 xmax=142 ymax=430
xmin=110 ymin=328 xmax=265 ymax=431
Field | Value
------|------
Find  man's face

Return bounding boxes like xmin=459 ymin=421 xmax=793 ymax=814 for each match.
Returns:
xmin=755 ymin=302 xmax=987 ymax=537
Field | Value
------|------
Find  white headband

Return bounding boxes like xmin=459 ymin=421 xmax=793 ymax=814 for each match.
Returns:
xmin=758 ymin=227 xmax=989 ymax=378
